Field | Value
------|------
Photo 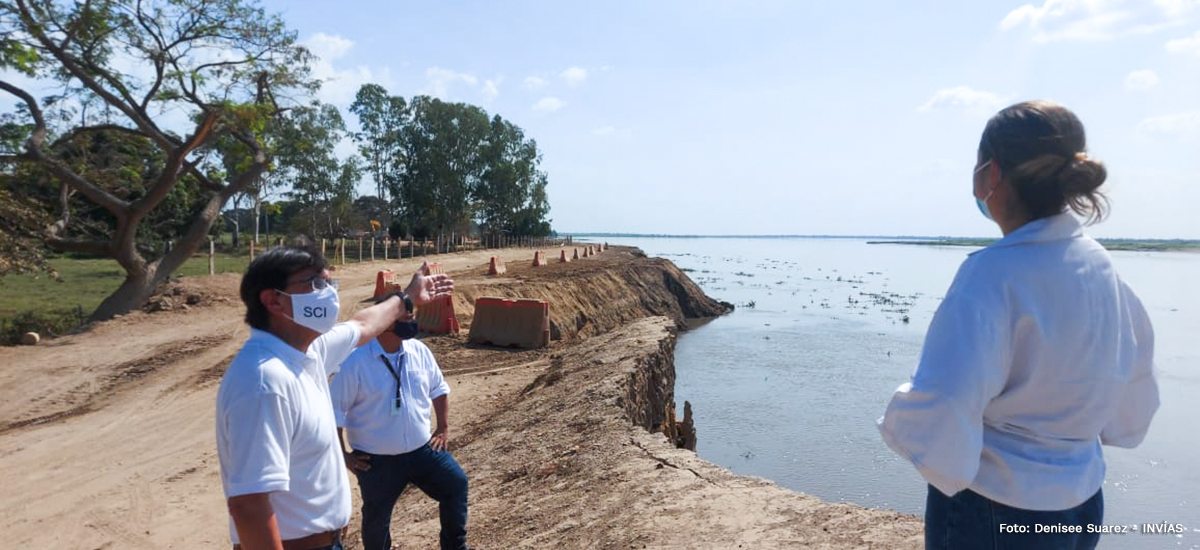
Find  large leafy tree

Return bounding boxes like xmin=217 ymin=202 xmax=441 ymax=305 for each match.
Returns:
xmin=395 ymin=95 xmax=488 ymax=237
xmin=272 ymin=102 xmax=353 ymax=238
xmin=349 ymin=83 xmax=405 ymax=210
xmin=346 ymin=84 xmax=555 ymax=240
xmin=475 ymin=114 xmax=551 ymax=236
xmin=0 ymin=0 xmax=314 ymax=320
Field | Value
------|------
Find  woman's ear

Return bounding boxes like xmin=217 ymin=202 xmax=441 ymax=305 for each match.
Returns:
xmin=975 ymin=162 xmax=999 ymax=199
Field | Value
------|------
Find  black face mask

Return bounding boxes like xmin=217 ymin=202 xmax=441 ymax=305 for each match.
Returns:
xmin=392 ymin=320 xmax=420 ymax=340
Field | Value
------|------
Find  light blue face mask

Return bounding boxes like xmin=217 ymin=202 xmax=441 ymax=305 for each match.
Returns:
xmin=974 ymin=160 xmax=994 ymax=221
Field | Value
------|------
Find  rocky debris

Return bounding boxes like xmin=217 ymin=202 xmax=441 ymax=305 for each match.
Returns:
xmin=673 ymin=400 xmax=698 ymax=451
xmin=143 ymin=284 xmax=208 ymax=313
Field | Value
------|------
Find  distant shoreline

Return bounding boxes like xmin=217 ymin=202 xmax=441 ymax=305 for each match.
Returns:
xmin=866 ymin=239 xmax=1200 ymax=252
xmin=565 ymin=233 xmax=1200 ymax=252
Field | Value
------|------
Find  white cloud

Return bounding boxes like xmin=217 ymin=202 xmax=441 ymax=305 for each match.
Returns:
xmin=302 ymin=33 xmax=388 ymax=106
xmin=1138 ymin=110 xmax=1200 ymax=136
xmin=523 ymin=76 xmax=548 ymax=91
xmin=423 ymin=67 xmax=479 ymax=99
xmin=482 ymin=79 xmax=500 ymax=101
xmin=1166 ymin=29 xmax=1200 ymax=55
xmin=1000 ymin=0 xmax=1188 ymax=42
xmin=561 ymin=67 xmax=588 ymax=86
xmin=305 ymin=32 xmax=355 ymax=61
xmin=593 ymin=126 xmax=616 ymax=136
xmin=918 ymin=86 xmax=1008 ymax=112
xmin=1124 ymin=69 xmax=1160 ymax=90
xmin=533 ymin=97 xmax=565 ymax=113
xmin=1155 ymin=0 xmax=1200 ymax=16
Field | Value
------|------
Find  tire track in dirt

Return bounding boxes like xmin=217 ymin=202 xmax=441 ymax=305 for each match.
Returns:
xmin=0 ymin=333 xmax=233 ymax=435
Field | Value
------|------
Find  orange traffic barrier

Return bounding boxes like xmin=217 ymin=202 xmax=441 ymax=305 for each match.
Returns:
xmin=468 ymin=297 xmax=550 ymax=349
xmin=488 ymin=256 xmax=507 ymax=275
xmin=559 ymin=249 xmax=570 ymax=263
xmin=416 ymin=295 xmax=459 ymax=335
xmin=414 ymin=262 xmax=458 ymax=334
xmin=532 ymin=250 xmax=547 ymax=267
xmin=374 ymin=270 xmax=397 ymax=297
xmin=572 ymin=248 xmax=580 ymax=260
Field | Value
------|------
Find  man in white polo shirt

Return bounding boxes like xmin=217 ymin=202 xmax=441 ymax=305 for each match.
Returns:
xmin=330 ymin=289 xmax=473 ymax=550
xmin=216 ymin=245 xmax=452 ymax=550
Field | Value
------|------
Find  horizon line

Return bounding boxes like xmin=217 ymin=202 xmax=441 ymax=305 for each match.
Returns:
xmin=561 ymin=233 xmax=1200 ymax=243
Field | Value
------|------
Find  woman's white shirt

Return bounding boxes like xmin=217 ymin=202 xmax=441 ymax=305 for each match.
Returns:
xmin=878 ymin=212 xmax=1158 ymax=511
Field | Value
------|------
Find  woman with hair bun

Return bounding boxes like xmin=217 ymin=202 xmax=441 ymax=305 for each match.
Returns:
xmin=878 ymin=100 xmax=1159 ymax=550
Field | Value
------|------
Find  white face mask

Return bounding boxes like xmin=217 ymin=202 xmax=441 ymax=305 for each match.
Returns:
xmin=279 ymin=284 xmax=340 ymax=334
xmin=974 ymin=160 xmax=995 ymax=221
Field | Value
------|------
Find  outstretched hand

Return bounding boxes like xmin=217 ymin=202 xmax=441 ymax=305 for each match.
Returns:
xmin=405 ymin=261 xmax=454 ymax=306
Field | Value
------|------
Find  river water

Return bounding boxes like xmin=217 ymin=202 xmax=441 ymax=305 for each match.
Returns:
xmin=599 ymin=236 xmax=1199 ymax=550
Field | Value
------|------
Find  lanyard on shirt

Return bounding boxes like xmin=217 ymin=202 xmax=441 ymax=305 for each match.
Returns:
xmin=379 ymin=351 xmax=405 ymax=410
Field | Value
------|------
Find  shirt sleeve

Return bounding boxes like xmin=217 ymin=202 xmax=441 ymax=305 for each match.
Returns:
xmin=219 ymin=392 xmax=292 ymax=497
xmin=328 ymin=360 xmax=357 ymax=428
xmin=311 ymin=322 xmax=362 ymax=377
xmin=1100 ymin=282 xmax=1159 ymax=448
xmin=423 ymin=344 xmax=450 ymax=399
xmin=877 ymin=283 xmax=1011 ymax=497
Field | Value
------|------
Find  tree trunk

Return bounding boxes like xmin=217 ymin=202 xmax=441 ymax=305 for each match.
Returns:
xmin=230 ymin=193 xmax=243 ymax=249
xmin=252 ymin=193 xmax=262 ymax=244
xmin=87 ymin=182 xmax=240 ymax=321
xmin=89 ymin=268 xmax=160 ymax=321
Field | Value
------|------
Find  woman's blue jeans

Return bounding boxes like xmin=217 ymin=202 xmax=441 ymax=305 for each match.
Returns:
xmin=925 ymin=485 xmax=1103 ymax=550
xmin=351 ymin=443 xmax=469 ymax=550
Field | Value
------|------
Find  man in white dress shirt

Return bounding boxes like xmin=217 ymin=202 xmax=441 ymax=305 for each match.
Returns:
xmin=216 ymin=245 xmax=452 ymax=550
xmin=331 ymin=290 xmax=473 ymax=550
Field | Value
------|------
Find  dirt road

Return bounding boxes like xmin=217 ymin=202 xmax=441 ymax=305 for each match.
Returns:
xmin=0 ymin=246 xmax=921 ymax=549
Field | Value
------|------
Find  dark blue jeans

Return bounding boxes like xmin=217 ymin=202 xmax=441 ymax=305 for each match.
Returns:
xmin=351 ymin=444 xmax=469 ymax=550
xmin=925 ymin=485 xmax=1103 ymax=550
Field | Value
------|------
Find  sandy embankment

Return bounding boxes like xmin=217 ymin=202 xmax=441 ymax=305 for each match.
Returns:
xmin=0 ymin=246 xmax=921 ymax=549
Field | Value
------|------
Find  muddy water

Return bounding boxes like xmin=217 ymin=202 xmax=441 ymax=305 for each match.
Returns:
xmin=602 ymin=236 xmax=1199 ymax=550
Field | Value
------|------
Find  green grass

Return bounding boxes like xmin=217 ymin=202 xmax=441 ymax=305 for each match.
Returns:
xmin=0 ymin=241 xmax=410 ymax=321
xmin=0 ymin=253 xmax=251 ymax=319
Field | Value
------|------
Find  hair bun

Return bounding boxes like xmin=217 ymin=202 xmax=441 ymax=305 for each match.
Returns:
xmin=1061 ymin=151 xmax=1105 ymax=194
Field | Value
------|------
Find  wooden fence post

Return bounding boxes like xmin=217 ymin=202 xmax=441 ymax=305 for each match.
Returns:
xmin=208 ymin=238 xmax=215 ymax=276
xmin=249 ymin=240 xmax=255 ymax=261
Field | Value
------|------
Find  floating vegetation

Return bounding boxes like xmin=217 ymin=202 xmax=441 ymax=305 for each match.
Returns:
xmin=734 ymin=271 xmax=755 ymax=277
xmin=744 ymin=300 xmax=757 ymax=308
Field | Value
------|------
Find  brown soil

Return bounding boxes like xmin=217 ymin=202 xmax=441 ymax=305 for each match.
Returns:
xmin=0 ymin=246 xmax=921 ymax=549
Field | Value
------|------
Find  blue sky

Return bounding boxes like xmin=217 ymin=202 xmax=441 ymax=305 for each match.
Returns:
xmin=8 ymin=0 xmax=1200 ymax=238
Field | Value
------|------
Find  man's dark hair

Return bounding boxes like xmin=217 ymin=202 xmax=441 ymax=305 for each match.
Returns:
xmin=240 ymin=244 xmax=328 ymax=330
